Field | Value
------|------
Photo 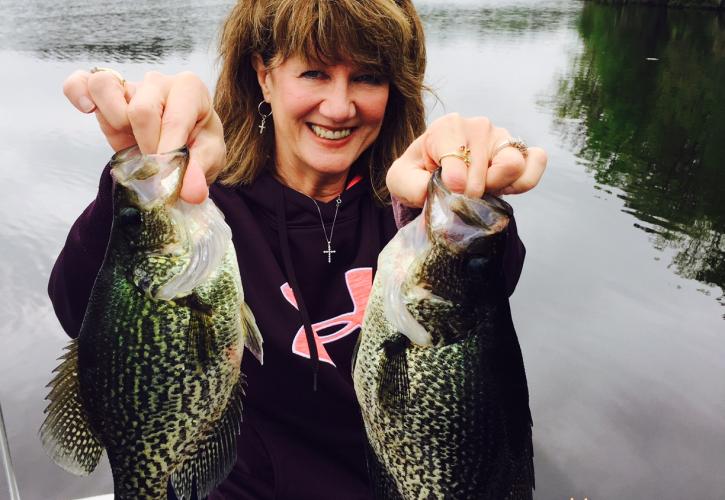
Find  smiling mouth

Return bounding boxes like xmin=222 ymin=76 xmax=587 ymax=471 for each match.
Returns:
xmin=309 ymin=124 xmax=353 ymax=140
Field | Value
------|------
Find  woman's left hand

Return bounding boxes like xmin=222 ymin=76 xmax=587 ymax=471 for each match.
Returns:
xmin=386 ymin=113 xmax=547 ymax=207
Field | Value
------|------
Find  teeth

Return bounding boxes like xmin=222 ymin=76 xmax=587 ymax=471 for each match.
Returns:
xmin=311 ymin=125 xmax=352 ymax=140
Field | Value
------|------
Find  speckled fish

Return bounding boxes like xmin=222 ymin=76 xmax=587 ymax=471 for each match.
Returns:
xmin=40 ymin=145 xmax=263 ymax=500
xmin=353 ymin=169 xmax=534 ymax=500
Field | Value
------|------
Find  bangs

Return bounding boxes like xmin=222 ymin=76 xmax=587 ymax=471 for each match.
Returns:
xmin=270 ymin=0 xmax=412 ymax=73
xmin=215 ymin=0 xmax=426 ymax=198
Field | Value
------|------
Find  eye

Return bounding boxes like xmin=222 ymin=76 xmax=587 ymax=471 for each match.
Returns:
xmin=118 ymin=207 xmax=142 ymax=228
xmin=466 ymin=256 xmax=490 ymax=279
xmin=355 ymin=73 xmax=385 ymax=85
xmin=300 ymin=70 xmax=325 ymax=79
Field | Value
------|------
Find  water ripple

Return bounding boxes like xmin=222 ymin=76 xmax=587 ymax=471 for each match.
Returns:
xmin=0 ymin=0 xmax=233 ymax=62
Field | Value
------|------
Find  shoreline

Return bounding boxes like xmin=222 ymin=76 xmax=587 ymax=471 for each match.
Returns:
xmin=590 ymin=0 xmax=725 ymax=10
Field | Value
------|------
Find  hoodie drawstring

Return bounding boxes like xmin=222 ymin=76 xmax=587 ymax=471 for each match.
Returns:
xmin=276 ymin=186 xmax=320 ymax=391
xmin=274 ymin=175 xmax=381 ymax=391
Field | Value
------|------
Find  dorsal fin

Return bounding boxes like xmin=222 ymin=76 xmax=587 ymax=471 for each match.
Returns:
xmin=39 ymin=338 xmax=104 ymax=475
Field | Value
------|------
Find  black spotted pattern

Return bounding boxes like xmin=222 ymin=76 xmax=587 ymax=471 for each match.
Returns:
xmin=353 ymin=203 xmax=534 ymax=500
xmin=41 ymin=149 xmax=259 ymax=500
xmin=74 ymin=244 xmax=249 ymax=499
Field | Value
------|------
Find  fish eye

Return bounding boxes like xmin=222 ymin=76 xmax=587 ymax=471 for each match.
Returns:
xmin=118 ymin=207 xmax=142 ymax=227
xmin=466 ymin=256 xmax=490 ymax=278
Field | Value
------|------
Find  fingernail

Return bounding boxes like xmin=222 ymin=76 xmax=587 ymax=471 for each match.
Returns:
xmin=78 ymin=96 xmax=95 ymax=113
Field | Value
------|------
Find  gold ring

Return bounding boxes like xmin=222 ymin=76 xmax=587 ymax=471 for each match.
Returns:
xmin=90 ymin=66 xmax=126 ymax=87
xmin=438 ymin=145 xmax=472 ymax=168
xmin=492 ymin=138 xmax=528 ymax=158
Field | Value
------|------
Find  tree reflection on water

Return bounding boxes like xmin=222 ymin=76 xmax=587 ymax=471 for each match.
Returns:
xmin=550 ymin=3 xmax=725 ymax=310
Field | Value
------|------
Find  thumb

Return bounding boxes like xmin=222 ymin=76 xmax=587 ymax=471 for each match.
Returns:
xmin=179 ymin=161 xmax=209 ymax=204
xmin=179 ymin=120 xmax=226 ymax=204
xmin=386 ymin=135 xmax=433 ymax=208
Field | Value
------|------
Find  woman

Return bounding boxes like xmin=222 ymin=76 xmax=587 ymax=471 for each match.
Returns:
xmin=50 ymin=0 xmax=546 ymax=498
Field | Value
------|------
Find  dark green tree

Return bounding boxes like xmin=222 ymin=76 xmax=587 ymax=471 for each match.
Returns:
xmin=591 ymin=0 xmax=724 ymax=11
xmin=550 ymin=3 xmax=725 ymax=306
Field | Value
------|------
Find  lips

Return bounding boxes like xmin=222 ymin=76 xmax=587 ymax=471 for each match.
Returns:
xmin=309 ymin=124 xmax=354 ymax=140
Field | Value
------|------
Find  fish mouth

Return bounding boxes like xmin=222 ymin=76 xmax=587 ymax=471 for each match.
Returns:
xmin=111 ymin=145 xmax=189 ymax=206
xmin=111 ymin=145 xmax=189 ymax=181
xmin=425 ymin=168 xmax=511 ymax=250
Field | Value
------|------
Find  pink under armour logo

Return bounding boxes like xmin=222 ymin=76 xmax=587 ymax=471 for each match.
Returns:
xmin=281 ymin=267 xmax=372 ymax=367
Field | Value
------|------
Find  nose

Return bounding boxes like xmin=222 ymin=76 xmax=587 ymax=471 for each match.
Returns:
xmin=319 ymin=80 xmax=356 ymax=123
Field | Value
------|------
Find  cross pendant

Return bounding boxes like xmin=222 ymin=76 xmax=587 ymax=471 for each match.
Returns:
xmin=258 ymin=122 xmax=265 ymax=134
xmin=323 ymin=242 xmax=336 ymax=263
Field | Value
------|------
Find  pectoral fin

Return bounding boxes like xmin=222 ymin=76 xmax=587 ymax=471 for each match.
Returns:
xmin=378 ymin=332 xmax=411 ymax=410
xmin=181 ymin=293 xmax=216 ymax=370
xmin=39 ymin=338 xmax=104 ymax=475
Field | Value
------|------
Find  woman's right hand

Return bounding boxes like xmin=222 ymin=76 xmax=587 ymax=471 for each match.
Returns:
xmin=62 ymin=70 xmax=226 ymax=203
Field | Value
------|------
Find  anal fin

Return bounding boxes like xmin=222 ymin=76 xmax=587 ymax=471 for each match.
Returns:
xmin=364 ymin=438 xmax=404 ymax=500
xmin=39 ymin=338 xmax=104 ymax=475
xmin=171 ymin=375 xmax=246 ymax=500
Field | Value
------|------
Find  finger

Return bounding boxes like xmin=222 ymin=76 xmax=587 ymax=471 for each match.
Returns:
xmin=123 ymin=81 xmax=138 ymax=102
xmin=127 ymin=72 xmax=170 ymax=154
xmin=190 ymin=112 xmax=226 ymax=183
xmin=423 ymin=114 xmax=470 ymax=193
xmin=158 ymin=72 xmax=213 ymax=154
xmin=387 ymin=162 xmax=431 ymax=208
xmin=94 ymin=111 xmax=137 ymax=152
xmin=463 ymin=117 xmax=494 ymax=198
xmin=487 ymin=148 xmax=527 ymax=192
xmin=486 ymin=130 xmax=527 ymax=192
xmin=179 ymin=115 xmax=226 ymax=204
xmin=87 ymin=70 xmax=130 ymax=131
xmin=63 ymin=70 xmax=96 ymax=113
xmin=179 ymin=163 xmax=209 ymax=204
xmin=498 ymin=147 xmax=548 ymax=195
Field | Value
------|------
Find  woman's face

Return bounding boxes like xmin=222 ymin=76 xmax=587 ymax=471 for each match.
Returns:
xmin=255 ymin=54 xmax=390 ymax=181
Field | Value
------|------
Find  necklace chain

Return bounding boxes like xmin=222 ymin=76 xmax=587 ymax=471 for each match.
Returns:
xmin=307 ymin=194 xmax=342 ymax=263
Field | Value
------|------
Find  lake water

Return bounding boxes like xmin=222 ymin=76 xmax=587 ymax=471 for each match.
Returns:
xmin=1 ymin=1 xmax=723 ymax=499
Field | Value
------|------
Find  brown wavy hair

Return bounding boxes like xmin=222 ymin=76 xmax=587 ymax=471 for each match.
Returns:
xmin=214 ymin=0 xmax=427 ymax=202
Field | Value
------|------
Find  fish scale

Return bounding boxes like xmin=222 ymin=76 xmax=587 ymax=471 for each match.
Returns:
xmin=353 ymin=170 xmax=534 ymax=500
xmin=40 ymin=146 xmax=262 ymax=500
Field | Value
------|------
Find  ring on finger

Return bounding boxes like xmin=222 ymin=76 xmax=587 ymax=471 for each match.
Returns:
xmin=492 ymin=138 xmax=528 ymax=159
xmin=438 ymin=145 xmax=472 ymax=168
xmin=90 ymin=66 xmax=126 ymax=87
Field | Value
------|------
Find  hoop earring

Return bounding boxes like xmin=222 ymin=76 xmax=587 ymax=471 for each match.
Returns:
xmin=258 ymin=100 xmax=272 ymax=134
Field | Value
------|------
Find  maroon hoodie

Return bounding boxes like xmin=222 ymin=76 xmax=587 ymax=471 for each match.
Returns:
xmin=48 ymin=163 xmax=527 ymax=499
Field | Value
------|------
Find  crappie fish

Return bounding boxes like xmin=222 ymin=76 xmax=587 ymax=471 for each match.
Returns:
xmin=353 ymin=170 xmax=534 ymax=500
xmin=40 ymin=145 xmax=263 ymax=500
